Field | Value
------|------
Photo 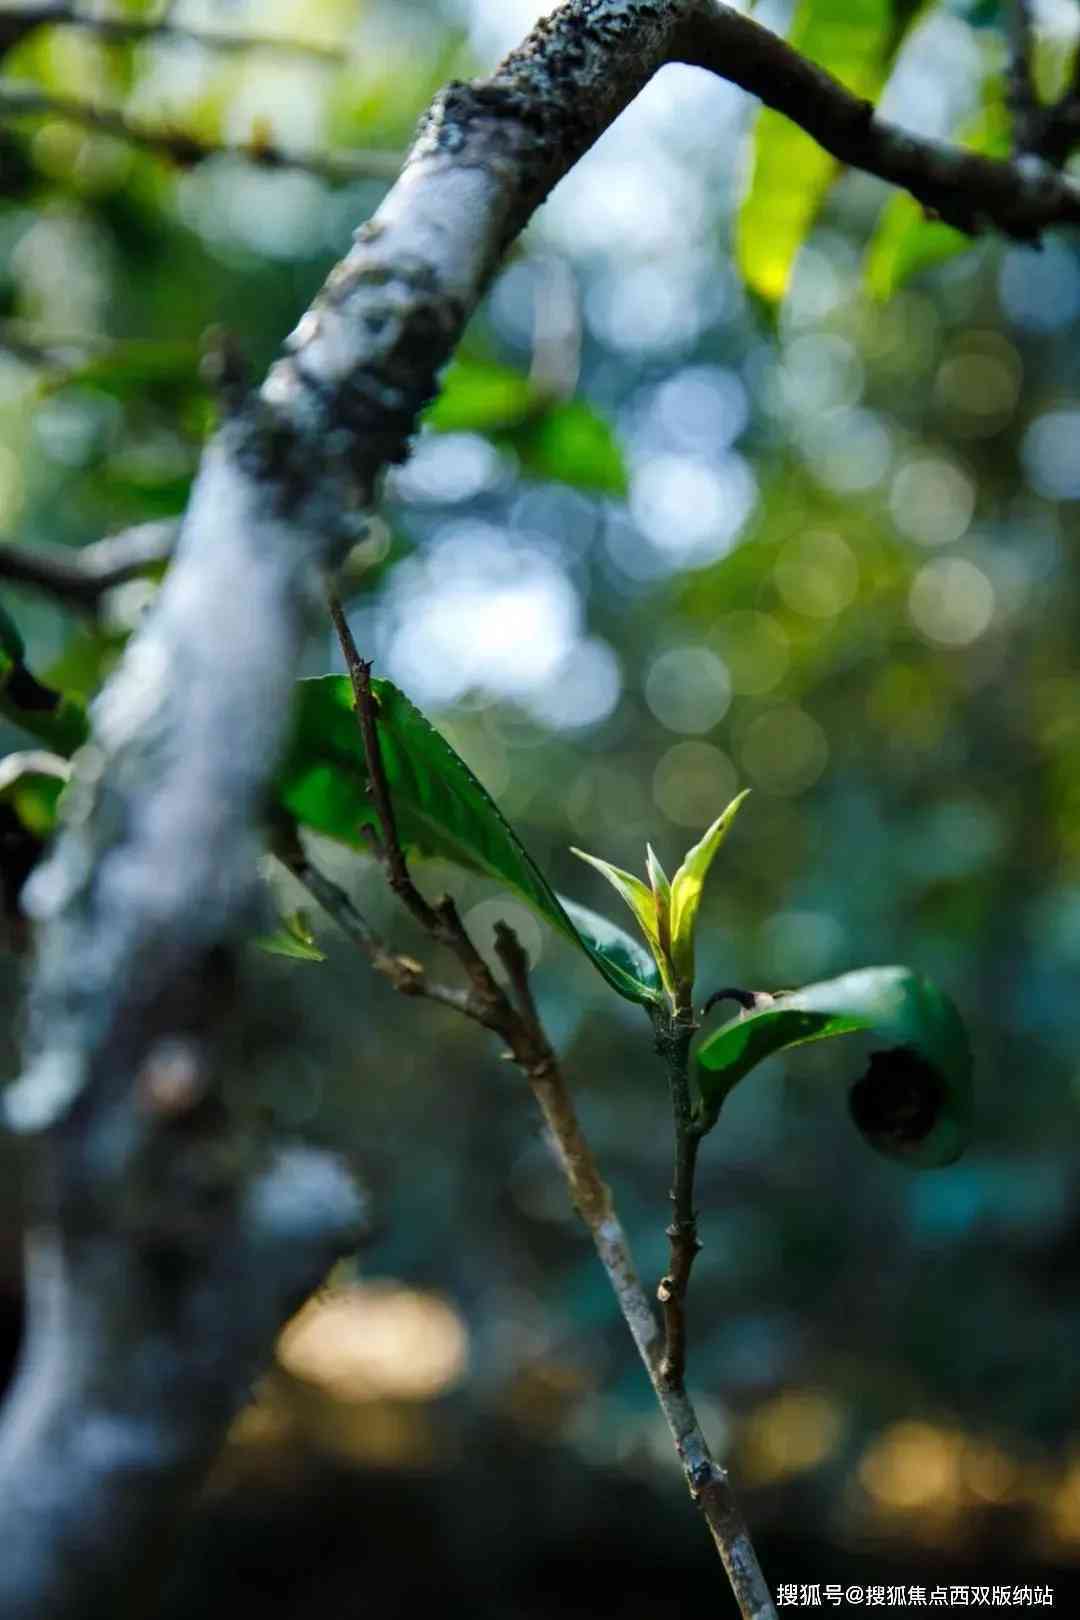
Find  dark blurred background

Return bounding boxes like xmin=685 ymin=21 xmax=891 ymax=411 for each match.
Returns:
xmin=1 ymin=0 xmax=1079 ymax=1611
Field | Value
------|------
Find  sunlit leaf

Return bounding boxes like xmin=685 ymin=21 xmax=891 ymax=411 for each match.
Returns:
xmin=695 ymin=966 xmax=972 ymax=1166
xmin=278 ymin=675 xmax=662 ymax=1005
xmin=668 ymin=791 xmax=750 ymax=989
xmin=738 ymin=0 xmax=925 ymax=305
xmin=645 ymin=843 xmax=671 ymax=960
xmin=571 ymin=846 xmax=663 ymax=964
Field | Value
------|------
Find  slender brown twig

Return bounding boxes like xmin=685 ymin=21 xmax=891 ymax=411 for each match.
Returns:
xmin=287 ymin=826 xmax=775 ymax=1619
xmin=299 ymin=592 xmax=777 ymax=1620
xmin=271 ymin=816 xmax=477 ymax=1019
xmin=324 ymin=585 xmax=508 ymax=1026
xmin=0 ymin=521 xmax=177 ymax=613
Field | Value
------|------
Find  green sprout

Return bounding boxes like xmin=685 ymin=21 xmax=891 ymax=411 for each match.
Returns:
xmin=571 ymin=790 xmax=750 ymax=1014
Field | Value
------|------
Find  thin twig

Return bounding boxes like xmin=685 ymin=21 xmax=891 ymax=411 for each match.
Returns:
xmin=0 ymin=4 xmax=347 ymax=60
xmin=0 ymin=521 xmax=177 ymax=613
xmin=326 ymin=584 xmax=507 ymax=1026
xmin=656 ymin=1012 xmax=704 ymax=1390
xmin=271 ymin=817 xmax=476 ymax=1018
xmin=312 ymin=589 xmax=777 ymax=1618
xmin=290 ymin=814 xmax=775 ymax=1618
xmin=0 ymin=80 xmax=402 ymax=183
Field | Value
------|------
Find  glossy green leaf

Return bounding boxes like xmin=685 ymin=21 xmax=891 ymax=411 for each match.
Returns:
xmin=738 ymin=0 xmax=923 ymax=305
xmin=668 ymin=791 xmax=750 ymax=988
xmin=278 ymin=675 xmax=662 ymax=1006
xmin=559 ymin=896 xmax=662 ymax=1003
xmin=695 ymin=966 xmax=972 ymax=1166
xmin=864 ymin=79 xmax=1010 ymax=300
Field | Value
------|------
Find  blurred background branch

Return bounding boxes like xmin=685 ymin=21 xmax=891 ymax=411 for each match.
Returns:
xmin=0 ymin=3 xmax=348 ymax=61
xmin=678 ymin=2 xmax=1080 ymax=238
xmin=0 ymin=79 xmax=403 ymax=182
xmin=0 ymin=520 xmax=176 ymax=612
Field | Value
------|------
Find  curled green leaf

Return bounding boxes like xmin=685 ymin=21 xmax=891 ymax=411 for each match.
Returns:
xmin=695 ymin=966 xmax=972 ymax=1167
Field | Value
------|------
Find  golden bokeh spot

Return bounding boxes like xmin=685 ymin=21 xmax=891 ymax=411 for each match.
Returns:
xmin=277 ymin=1282 xmax=469 ymax=1403
xmin=858 ymin=1421 xmax=962 ymax=1510
xmin=960 ymin=1437 xmax=1019 ymax=1504
xmin=1047 ymin=1454 xmax=1080 ymax=1545
xmin=740 ymin=1390 xmax=845 ymax=1486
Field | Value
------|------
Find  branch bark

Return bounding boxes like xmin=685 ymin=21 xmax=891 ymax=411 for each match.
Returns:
xmin=0 ymin=6 xmax=711 ymax=1615
xmin=0 ymin=3 xmax=347 ymax=60
xmin=677 ymin=1 xmax=1080 ymax=238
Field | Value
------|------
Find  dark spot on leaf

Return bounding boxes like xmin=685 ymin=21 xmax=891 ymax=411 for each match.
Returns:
xmin=849 ymin=1045 xmax=943 ymax=1149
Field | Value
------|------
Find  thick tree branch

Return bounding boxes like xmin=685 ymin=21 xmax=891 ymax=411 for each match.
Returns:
xmin=0 ymin=521 xmax=177 ymax=613
xmin=677 ymin=0 xmax=1080 ymax=238
xmin=0 ymin=8 xmax=705 ymax=1615
xmin=0 ymin=80 xmax=401 ymax=183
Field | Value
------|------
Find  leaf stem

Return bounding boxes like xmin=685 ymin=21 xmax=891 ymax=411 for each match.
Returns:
xmin=657 ymin=1010 xmax=704 ymax=1390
